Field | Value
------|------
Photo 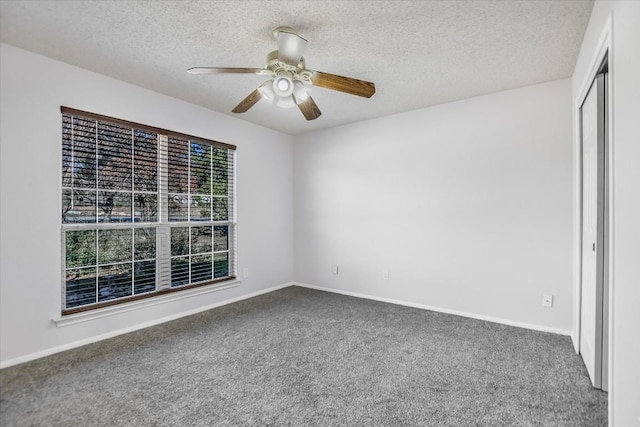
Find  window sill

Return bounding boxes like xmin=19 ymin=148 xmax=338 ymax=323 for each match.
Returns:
xmin=53 ymin=280 xmax=240 ymax=327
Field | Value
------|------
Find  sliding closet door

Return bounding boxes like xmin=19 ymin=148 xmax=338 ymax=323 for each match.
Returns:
xmin=579 ymin=73 xmax=606 ymax=390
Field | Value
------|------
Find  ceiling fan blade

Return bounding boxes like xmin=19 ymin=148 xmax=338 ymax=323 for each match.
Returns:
xmin=297 ymin=96 xmax=322 ymax=121
xmin=309 ymin=70 xmax=376 ymax=98
xmin=277 ymin=30 xmax=307 ymax=66
xmin=187 ymin=67 xmax=272 ymax=76
xmin=232 ymin=89 xmax=262 ymax=113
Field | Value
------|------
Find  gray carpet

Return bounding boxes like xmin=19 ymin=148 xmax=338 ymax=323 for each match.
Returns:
xmin=0 ymin=286 xmax=607 ymax=426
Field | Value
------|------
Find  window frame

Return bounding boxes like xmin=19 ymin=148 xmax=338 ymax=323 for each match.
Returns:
xmin=60 ymin=107 xmax=237 ymax=316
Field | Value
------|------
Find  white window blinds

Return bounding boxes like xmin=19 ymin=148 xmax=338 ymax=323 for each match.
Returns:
xmin=61 ymin=107 xmax=236 ymax=314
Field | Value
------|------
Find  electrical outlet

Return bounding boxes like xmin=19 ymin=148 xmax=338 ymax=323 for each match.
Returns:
xmin=383 ymin=270 xmax=389 ymax=281
xmin=542 ymin=294 xmax=553 ymax=308
xmin=243 ymin=268 xmax=249 ymax=278
xmin=332 ymin=265 xmax=339 ymax=275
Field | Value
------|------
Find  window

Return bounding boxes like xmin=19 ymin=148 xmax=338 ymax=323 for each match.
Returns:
xmin=61 ymin=107 xmax=236 ymax=314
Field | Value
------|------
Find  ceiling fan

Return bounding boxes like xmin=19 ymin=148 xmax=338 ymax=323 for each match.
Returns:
xmin=187 ymin=26 xmax=376 ymax=121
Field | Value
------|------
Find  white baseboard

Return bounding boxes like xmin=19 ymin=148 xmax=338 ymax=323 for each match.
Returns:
xmin=293 ymin=282 xmax=573 ymax=336
xmin=0 ymin=282 xmax=294 ymax=369
xmin=2 ymin=280 xmax=572 ymax=369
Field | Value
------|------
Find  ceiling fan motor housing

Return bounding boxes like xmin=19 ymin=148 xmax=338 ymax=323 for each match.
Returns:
xmin=265 ymin=50 xmax=312 ymax=84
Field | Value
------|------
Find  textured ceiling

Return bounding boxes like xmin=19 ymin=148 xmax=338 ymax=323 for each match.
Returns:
xmin=0 ymin=0 xmax=593 ymax=135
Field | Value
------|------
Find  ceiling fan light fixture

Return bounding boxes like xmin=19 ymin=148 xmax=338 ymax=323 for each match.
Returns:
xmin=293 ymin=81 xmax=311 ymax=104
xmin=258 ymin=80 xmax=277 ymax=103
xmin=276 ymin=95 xmax=296 ymax=109
xmin=277 ymin=79 xmax=289 ymax=91
xmin=273 ymin=75 xmax=294 ymax=97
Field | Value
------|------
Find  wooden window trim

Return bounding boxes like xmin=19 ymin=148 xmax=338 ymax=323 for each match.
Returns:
xmin=60 ymin=106 xmax=236 ymax=151
xmin=62 ymin=276 xmax=237 ymax=315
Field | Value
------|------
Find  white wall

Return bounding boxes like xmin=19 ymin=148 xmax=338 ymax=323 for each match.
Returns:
xmin=294 ymin=79 xmax=573 ymax=333
xmin=0 ymin=44 xmax=294 ymax=366
xmin=571 ymin=1 xmax=640 ymax=425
